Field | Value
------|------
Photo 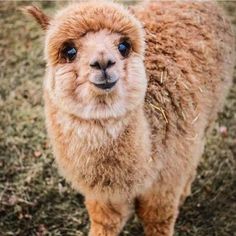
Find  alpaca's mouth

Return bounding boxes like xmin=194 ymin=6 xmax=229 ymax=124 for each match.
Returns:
xmin=93 ymin=81 xmax=117 ymax=90
xmin=90 ymin=71 xmax=119 ymax=91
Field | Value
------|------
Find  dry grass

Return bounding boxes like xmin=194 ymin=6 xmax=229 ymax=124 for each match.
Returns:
xmin=0 ymin=1 xmax=235 ymax=235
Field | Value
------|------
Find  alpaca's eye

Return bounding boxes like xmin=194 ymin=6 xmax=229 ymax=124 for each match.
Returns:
xmin=118 ymin=41 xmax=131 ymax=57
xmin=62 ymin=43 xmax=77 ymax=62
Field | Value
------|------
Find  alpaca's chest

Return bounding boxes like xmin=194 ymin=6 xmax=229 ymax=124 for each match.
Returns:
xmin=49 ymin=121 xmax=154 ymax=200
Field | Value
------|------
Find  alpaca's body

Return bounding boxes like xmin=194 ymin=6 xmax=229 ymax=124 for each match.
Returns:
xmin=25 ymin=1 xmax=234 ymax=235
xmin=133 ymin=3 xmax=234 ymax=233
xmin=139 ymin=0 xmax=234 ymax=199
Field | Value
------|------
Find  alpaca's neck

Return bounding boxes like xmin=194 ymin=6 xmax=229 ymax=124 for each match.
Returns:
xmin=45 ymin=87 xmax=149 ymax=151
xmin=73 ymin=105 xmax=145 ymax=147
xmin=46 ymin=94 xmax=147 ymax=150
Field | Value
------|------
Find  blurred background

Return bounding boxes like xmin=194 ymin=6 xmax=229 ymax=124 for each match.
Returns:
xmin=0 ymin=1 xmax=235 ymax=235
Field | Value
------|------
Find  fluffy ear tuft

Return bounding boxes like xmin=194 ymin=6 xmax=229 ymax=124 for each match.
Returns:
xmin=21 ymin=5 xmax=50 ymax=30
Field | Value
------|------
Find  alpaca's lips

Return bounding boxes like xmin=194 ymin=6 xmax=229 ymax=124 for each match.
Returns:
xmin=93 ymin=81 xmax=117 ymax=90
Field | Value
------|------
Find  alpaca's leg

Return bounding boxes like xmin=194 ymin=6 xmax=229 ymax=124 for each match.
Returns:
xmin=85 ymin=199 xmax=133 ymax=236
xmin=136 ymin=183 xmax=181 ymax=236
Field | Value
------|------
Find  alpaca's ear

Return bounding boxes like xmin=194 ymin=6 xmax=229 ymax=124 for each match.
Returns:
xmin=21 ymin=5 xmax=50 ymax=30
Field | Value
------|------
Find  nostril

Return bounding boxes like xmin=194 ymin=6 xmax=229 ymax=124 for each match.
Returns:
xmin=90 ymin=61 xmax=101 ymax=70
xmin=107 ymin=60 xmax=116 ymax=68
xmin=90 ymin=59 xmax=116 ymax=70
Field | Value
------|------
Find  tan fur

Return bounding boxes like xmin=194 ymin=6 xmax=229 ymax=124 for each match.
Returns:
xmin=21 ymin=5 xmax=50 ymax=30
xmin=25 ymin=1 xmax=235 ymax=235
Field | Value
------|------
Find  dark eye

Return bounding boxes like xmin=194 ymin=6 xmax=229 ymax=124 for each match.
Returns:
xmin=118 ymin=41 xmax=131 ymax=57
xmin=62 ymin=43 xmax=77 ymax=62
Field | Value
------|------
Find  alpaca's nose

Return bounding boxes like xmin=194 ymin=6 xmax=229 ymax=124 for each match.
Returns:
xmin=90 ymin=58 xmax=116 ymax=71
xmin=89 ymin=53 xmax=118 ymax=90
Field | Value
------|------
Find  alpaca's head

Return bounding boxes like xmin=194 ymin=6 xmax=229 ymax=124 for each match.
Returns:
xmin=24 ymin=1 xmax=146 ymax=120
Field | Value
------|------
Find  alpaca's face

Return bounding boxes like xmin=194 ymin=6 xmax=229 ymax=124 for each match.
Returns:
xmin=45 ymin=28 xmax=146 ymax=120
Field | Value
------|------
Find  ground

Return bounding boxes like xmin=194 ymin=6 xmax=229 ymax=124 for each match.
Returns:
xmin=0 ymin=1 xmax=235 ymax=236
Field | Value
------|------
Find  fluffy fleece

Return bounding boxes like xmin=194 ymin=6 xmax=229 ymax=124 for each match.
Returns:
xmin=24 ymin=1 xmax=235 ymax=235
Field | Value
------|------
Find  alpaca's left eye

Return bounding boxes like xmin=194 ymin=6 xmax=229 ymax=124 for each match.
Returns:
xmin=118 ymin=41 xmax=131 ymax=57
xmin=62 ymin=43 xmax=77 ymax=62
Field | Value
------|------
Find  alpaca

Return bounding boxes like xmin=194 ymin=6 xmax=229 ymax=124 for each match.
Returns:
xmin=23 ymin=1 xmax=235 ymax=235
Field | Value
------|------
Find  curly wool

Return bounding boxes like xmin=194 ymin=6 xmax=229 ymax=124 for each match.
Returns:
xmin=134 ymin=1 xmax=235 ymax=169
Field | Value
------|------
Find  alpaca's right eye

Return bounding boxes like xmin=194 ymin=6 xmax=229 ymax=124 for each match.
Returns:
xmin=61 ymin=43 xmax=77 ymax=62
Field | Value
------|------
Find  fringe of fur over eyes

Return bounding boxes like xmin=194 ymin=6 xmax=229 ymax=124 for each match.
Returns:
xmin=45 ymin=1 xmax=145 ymax=65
